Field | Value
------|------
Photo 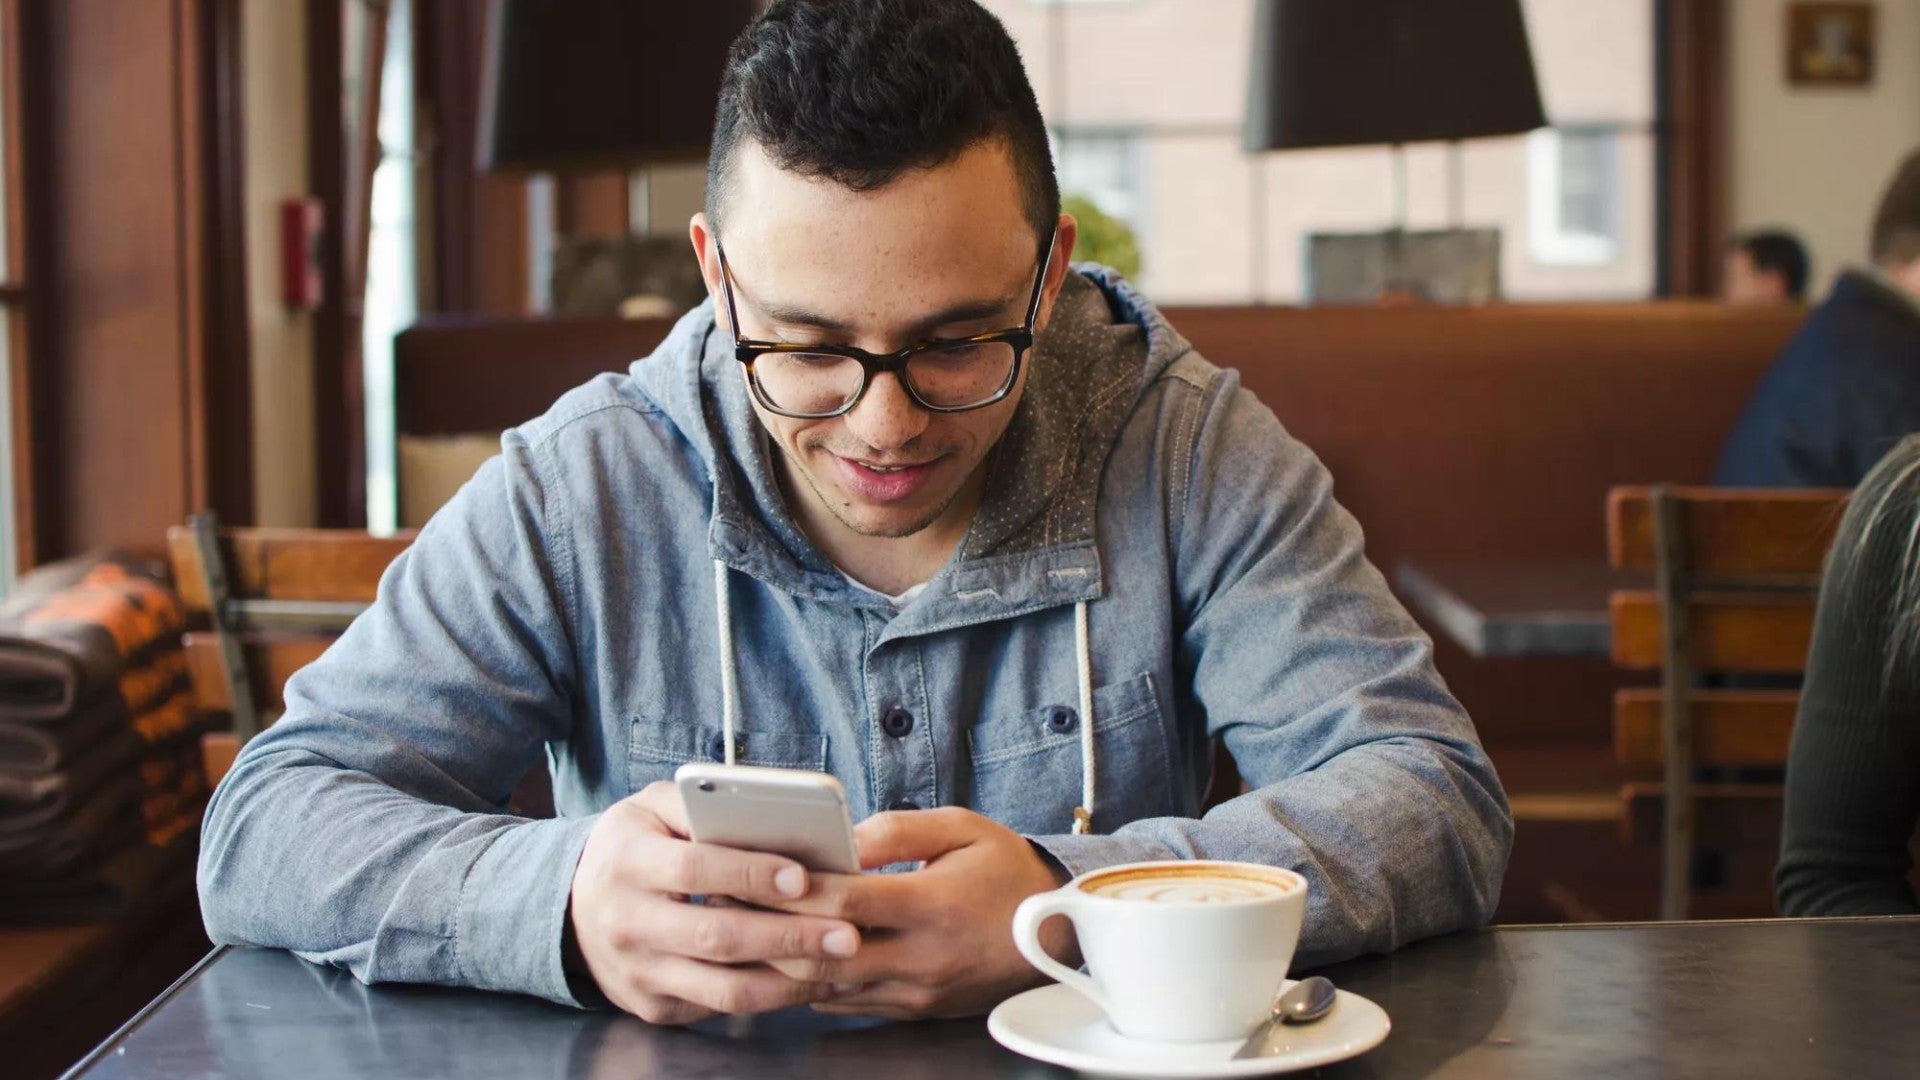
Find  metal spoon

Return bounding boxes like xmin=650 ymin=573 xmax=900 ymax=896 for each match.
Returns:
xmin=1230 ymin=977 xmax=1338 ymax=1059
xmin=1276 ymin=976 xmax=1337 ymax=1023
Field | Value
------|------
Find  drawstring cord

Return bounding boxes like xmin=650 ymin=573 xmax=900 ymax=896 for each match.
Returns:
xmin=714 ymin=560 xmax=741 ymax=766
xmin=713 ymin=560 xmax=1096 ymax=834
xmin=1071 ymin=599 xmax=1095 ymax=834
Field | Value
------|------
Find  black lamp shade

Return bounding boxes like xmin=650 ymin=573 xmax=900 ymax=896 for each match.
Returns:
xmin=479 ymin=0 xmax=758 ymax=172
xmin=1244 ymin=0 xmax=1547 ymax=152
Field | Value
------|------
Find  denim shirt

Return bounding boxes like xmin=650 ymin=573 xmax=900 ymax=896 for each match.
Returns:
xmin=198 ymin=267 xmax=1511 ymax=1007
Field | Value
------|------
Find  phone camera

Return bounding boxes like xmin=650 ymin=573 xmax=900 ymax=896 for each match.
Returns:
xmin=697 ymin=780 xmax=716 ymax=793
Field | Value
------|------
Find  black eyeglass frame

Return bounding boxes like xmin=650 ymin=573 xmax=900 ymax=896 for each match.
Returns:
xmin=715 ymin=230 xmax=1056 ymax=419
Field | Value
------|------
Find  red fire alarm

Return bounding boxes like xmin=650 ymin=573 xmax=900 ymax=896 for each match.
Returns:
xmin=281 ymin=197 xmax=324 ymax=310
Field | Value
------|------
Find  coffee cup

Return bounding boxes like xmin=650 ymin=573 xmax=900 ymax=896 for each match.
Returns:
xmin=1010 ymin=860 xmax=1307 ymax=1043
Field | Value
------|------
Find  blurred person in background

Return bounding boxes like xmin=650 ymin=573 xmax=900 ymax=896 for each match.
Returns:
xmin=1721 ymin=229 xmax=1809 ymax=306
xmin=1716 ymin=152 xmax=1920 ymax=487
xmin=1777 ymin=434 xmax=1920 ymax=916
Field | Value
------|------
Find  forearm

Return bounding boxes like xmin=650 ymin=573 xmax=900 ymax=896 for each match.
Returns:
xmin=198 ymin=738 xmax=597 ymax=1005
xmin=1032 ymin=732 xmax=1509 ymax=966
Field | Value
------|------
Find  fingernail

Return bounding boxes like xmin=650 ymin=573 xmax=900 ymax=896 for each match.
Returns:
xmin=824 ymin=929 xmax=858 ymax=957
xmin=831 ymin=982 xmax=861 ymax=995
xmin=775 ymin=865 xmax=806 ymax=898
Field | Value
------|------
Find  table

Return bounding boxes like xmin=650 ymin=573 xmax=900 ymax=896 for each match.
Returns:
xmin=1393 ymin=560 xmax=1638 ymax=659
xmin=61 ymin=916 xmax=1920 ymax=1078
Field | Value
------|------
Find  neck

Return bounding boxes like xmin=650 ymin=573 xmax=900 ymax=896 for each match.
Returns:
xmin=777 ymin=454 xmax=988 ymax=596
xmin=1873 ymin=260 xmax=1920 ymax=304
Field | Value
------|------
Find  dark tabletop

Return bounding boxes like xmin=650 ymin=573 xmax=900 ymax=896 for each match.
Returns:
xmin=1393 ymin=560 xmax=1641 ymax=659
xmin=61 ymin=916 xmax=1920 ymax=1079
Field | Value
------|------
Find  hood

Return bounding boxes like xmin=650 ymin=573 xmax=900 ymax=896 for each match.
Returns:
xmin=629 ymin=265 xmax=1192 ymax=612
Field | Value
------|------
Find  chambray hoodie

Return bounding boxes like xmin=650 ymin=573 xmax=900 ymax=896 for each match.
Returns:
xmin=198 ymin=267 xmax=1511 ymax=1008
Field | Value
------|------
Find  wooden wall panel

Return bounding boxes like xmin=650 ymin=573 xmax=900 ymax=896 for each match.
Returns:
xmin=17 ymin=0 xmax=251 ymax=560
xmin=30 ymin=0 xmax=197 ymax=549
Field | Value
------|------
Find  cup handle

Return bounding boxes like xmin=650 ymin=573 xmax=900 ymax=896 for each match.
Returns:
xmin=1011 ymin=890 xmax=1112 ymax=1015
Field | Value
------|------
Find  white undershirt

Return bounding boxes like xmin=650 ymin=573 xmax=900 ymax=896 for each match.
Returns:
xmin=838 ymin=570 xmax=929 ymax=608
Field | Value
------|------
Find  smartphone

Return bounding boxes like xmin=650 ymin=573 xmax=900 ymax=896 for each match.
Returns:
xmin=674 ymin=762 xmax=862 ymax=874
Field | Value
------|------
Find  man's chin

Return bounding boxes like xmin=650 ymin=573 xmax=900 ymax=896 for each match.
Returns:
xmin=829 ymin=501 xmax=951 ymax=540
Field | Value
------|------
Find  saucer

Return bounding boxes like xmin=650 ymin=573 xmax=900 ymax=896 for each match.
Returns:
xmin=986 ymin=980 xmax=1390 ymax=1078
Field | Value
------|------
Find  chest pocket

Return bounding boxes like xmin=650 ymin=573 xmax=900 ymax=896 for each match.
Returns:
xmin=966 ymin=672 xmax=1167 ymax=836
xmin=627 ymin=716 xmax=830 ymax=794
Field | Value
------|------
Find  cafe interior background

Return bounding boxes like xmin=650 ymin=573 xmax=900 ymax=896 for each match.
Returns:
xmin=2 ymin=0 xmax=1915 ymax=1074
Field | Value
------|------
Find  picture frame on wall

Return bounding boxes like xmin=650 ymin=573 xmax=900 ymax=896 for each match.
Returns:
xmin=1786 ymin=2 xmax=1876 ymax=86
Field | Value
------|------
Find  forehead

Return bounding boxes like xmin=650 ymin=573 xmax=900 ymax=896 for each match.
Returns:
xmin=720 ymin=139 xmax=1038 ymax=317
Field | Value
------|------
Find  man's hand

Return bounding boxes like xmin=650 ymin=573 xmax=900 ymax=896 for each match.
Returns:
xmin=763 ymin=807 xmax=1074 ymax=1019
xmin=568 ymin=781 xmax=863 ymax=1024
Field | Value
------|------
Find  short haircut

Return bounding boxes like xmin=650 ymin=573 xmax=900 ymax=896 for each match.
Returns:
xmin=705 ymin=0 xmax=1058 ymax=248
xmin=1730 ymin=229 xmax=1810 ymax=299
xmin=1872 ymin=149 xmax=1920 ymax=266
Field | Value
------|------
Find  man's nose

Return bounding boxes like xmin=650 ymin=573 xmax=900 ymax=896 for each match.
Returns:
xmin=841 ymin=373 xmax=930 ymax=452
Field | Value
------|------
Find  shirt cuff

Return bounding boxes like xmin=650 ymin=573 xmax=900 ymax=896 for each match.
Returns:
xmin=454 ymin=813 xmax=600 ymax=1007
xmin=1025 ymin=830 xmax=1179 ymax=881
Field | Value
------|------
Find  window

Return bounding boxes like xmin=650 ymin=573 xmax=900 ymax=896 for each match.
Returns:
xmin=1528 ymin=126 xmax=1622 ymax=266
xmin=1055 ymin=129 xmax=1145 ymax=235
xmin=362 ymin=0 xmax=418 ymax=534
xmin=0 ymin=3 xmax=25 ymax=584
xmin=978 ymin=0 xmax=1656 ymax=302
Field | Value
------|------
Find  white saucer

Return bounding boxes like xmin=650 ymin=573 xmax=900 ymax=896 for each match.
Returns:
xmin=987 ymin=980 xmax=1390 ymax=1078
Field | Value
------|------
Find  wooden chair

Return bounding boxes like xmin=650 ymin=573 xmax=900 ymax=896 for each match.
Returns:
xmin=165 ymin=514 xmax=413 ymax=786
xmin=1606 ymin=485 xmax=1848 ymax=919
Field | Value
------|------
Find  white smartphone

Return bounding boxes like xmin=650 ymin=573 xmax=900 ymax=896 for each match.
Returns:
xmin=674 ymin=762 xmax=862 ymax=874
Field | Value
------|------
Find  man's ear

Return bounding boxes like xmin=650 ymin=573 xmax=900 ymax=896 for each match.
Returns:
xmin=1036 ymin=213 xmax=1081 ymax=331
xmin=689 ymin=213 xmax=729 ymax=332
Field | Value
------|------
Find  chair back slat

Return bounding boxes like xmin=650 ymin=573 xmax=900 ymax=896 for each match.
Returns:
xmin=1613 ymin=689 xmax=1797 ymax=767
xmin=166 ymin=527 xmax=414 ymax=612
xmin=1609 ymin=591 xmax=1816 ymax=673
xmin=1607 ymin=486 xmax=1848 ymax=578
xmin=183 ymin=633 xmax=335 ymax=713
xmin=166 ymin=520 xmax=413 ymax=785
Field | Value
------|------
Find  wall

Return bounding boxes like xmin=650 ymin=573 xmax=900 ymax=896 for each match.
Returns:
xmin=1728 ymin=0 xmax=1920 ymax=297
xmin=242 ymin=0 xmax=317 ymax=526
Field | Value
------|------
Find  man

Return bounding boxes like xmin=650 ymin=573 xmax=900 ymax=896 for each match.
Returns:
xmin=199 ymin=0 xmax=1509 ymax=1023
xmin=1721 ymin=229 xmax=1810 ymax=306
xmin=1717 ymin=153 xmax=1920 ymax=486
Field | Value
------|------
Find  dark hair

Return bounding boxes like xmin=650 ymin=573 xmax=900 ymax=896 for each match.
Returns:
xmin=705 ymin=0 xmax=1058 ymax=247
xmin=1730 ymin=229 xmax=1810 ymax=299
xmin=1834 ymin=434 xmax=1920 ymax=692
xmin=1871 ymin=149 xmax=1920 ymax=265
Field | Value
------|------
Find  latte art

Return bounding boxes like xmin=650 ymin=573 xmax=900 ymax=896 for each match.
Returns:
xmin=1085 ymin=875 xmax=1285 ymax=903
xmin=1080 ymin=866 xmax=1296 ymax=904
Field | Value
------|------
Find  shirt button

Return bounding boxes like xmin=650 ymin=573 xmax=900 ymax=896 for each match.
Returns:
xmin=1045 ymin=706 xmax=1078 ymax=734
xmin=881 ymin=706 xmax=915 ymax=738
xmin=708 ymin=733 xmax=743 ymax=761
xmin=887 ymin=798 xmax=921 ymax=812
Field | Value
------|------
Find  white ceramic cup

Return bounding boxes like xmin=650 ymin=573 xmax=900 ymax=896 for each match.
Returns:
xmin=1010 ymin=859 xmax=1307 ymax=1043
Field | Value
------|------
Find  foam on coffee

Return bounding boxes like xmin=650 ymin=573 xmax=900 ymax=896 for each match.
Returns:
xmin=1080 ymin=864 xmax=1296 ymax=904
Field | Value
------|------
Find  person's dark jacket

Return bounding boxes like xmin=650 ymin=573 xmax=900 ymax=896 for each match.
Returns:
xmin=1715 ymin=270 xmax=1920 ymax=487
xmin=1776 ymin=437 xmax=1920 ymax=916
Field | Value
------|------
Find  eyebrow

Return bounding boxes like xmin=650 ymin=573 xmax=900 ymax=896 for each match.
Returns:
xmin=746 ymin=286 xmax=1026 ymax=344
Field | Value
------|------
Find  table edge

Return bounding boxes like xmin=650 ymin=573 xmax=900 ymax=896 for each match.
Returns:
xmin=57 ymin=945 xmax=229 ymax=1080
xmin=1393 ymin=562 xmax=1491 ymax=658
xmin=1490 ymin=913 xmax=1920 ymax=932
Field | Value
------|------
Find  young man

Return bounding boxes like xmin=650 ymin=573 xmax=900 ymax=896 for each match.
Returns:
xmin=1721 ymin=229 xmax=1810 ymax=306
xmin=1717 ymin=152 xmax=1920 ymax=487
xmin=199 ymin=0 xmax=1509 ymax=1023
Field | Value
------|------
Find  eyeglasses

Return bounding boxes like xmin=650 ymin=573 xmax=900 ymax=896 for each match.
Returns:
xmin=715 ymin=232 xmax=1055 ymax=419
